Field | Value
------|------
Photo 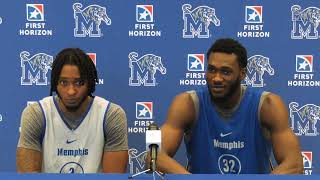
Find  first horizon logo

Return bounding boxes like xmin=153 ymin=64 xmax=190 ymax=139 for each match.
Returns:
xmin=245 ymin=6 xmax=262 ymax=23
xmin=296 ymin=55 xmax=313 ymax=72
xmin=136 ymin=5 xmax=153 ymax=23
xmin=136 ymin=102 xmax=153 ymax=119
xmin=129 ymin=5 xmax=161 ymax=37
xmin=288 ymin=55 xmax=319 ymax=87
xmin=238 ymin=6 xmax=270 ymax=38
xmin=302 ymin=151 xmax=312 ymax=175
xmin=188 ymin=54 xmax=204 ymax=71
xmin=128 ymin=102 xmax=154 ymax=134
xmin=86 ymin=53 xmax=104 ymax=85
xmin=26 ymin=4 xmax=44 ymax=21
xmin=180 ymin=54 xmax=206 ymax=86
xmin=19 ymin=4 xmax=53 ymax=36
xmin=87 ymin=53 xmax=96 ymax=66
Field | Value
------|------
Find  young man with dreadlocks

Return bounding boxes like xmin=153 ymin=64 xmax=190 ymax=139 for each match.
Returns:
xmin=16 ymin=48 xmax=128 ymax=173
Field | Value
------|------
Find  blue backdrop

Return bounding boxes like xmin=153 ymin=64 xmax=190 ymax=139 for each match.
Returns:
xmin=0 ymin=0 xmax=319 ymax=175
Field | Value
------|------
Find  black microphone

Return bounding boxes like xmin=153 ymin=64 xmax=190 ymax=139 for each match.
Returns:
xmin=146 ymin=123 xmax=161 ymax=172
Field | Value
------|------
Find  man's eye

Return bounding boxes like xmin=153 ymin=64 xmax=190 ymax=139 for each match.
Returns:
xmin=59 ymin=80 xmax=68 ymax=86
xmin=222 ymin=71 xmax=231 ymax=75
xmin=74 ymin=80 xmax=84 ymax=86
xmin=207 ymin=67 xmax=215 ymax=73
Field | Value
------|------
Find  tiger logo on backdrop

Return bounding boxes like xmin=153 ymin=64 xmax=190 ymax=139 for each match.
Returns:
xmin=243 ymin=55 xmax=274 ymax=87
xmin=289 ymin=102 xmax=320 ymax=136
xmin=20 ymin=51 xmax=53 ymax=85
xmin=128 ymin=148 xmax=147 ymax=174
xmin=291 ymin=5 xmax=320 ymax=39
xmin=129 ymin=52 xmax=166 ymax=86
xmin=182 ymin=4 xmax=220 ymax=38
xmin=73 ymin=3 xmax=111 ymax=37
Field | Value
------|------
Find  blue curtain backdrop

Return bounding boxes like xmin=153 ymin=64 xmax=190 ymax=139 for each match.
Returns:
xmin=0 ymin=0 xmax=319 ymax=175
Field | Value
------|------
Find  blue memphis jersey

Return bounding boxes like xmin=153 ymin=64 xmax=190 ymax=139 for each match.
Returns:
xmin=185 ymin=87 xmax=271 ymax=174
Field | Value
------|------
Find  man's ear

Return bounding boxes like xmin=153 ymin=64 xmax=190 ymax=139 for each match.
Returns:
xmin=240 ymin=67 xmax=246 ymax=80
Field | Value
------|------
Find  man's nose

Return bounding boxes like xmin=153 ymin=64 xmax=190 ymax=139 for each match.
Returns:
xmin=67 ymin=86 xmax=77 ymax=96
xmin=212 ymin=72 xmax=223 ymax=82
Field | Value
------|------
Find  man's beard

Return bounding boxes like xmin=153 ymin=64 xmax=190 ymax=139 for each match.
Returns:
xmin=64 ymin=98 xmax=86 ymax=112
xmin=210 ymin=77 xmax=241 ymax=104
xmin=57 ymin=94 xmax=88 ymax=112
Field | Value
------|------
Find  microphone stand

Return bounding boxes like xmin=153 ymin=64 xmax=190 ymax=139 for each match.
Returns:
xmin=128 ymin=162 xmax=165 ymax=180
xmin=129 ymin=123 xmax=165 ymax=179
xmin=129 ymin=152 xmax=165 ymax=180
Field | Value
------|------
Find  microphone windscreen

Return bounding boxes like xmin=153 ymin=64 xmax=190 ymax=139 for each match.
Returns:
xmin=146 ymin=123 xmax=161 ymax=151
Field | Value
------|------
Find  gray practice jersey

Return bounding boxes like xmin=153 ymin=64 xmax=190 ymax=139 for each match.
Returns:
xmin=18 ymin=96 xmax=128 ymax=153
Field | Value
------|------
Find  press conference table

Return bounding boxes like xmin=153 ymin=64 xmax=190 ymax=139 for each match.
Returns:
xmin=0 ymin=173 xmax=319 ymax=180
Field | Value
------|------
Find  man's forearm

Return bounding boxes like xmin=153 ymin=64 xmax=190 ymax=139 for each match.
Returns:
xmin=271 ymin=158 xmax=303 ymax=174
xmin=153 ymin=151 xmax=190 ymax=174
xmin=16 ymin=147 xmax=42 ymax=173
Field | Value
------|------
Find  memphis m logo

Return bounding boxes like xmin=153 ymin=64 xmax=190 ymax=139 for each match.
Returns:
xmin=182 ymin=4 xmax=220 ymax=38
xmin=289 ymin=102 xmax=320 ymax=136
xmin=291 ymin=5 xmax=320 ymax=39
xmin=20 ymin=51 xmax=53 ymax=85
xmin=73 ymin=3 xmax=111 ymax=37
xmin=129 ymin=52 xmax=166 ymax=86
xmin=128 ymin=148 xmax=147 ymax=174
xmin=244 ymin=55 xmax=274 ymax=87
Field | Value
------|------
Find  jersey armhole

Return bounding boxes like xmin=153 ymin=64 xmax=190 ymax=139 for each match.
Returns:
xmin=38 ymin=101 xmax=46 ymax=146
xmin=186 ymin=90 xmax=199 ymax=133
xmin=103 ymin=102 xmax=111 ymax=141
xmin=258 ymin=91 xmax=271 ymax=140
